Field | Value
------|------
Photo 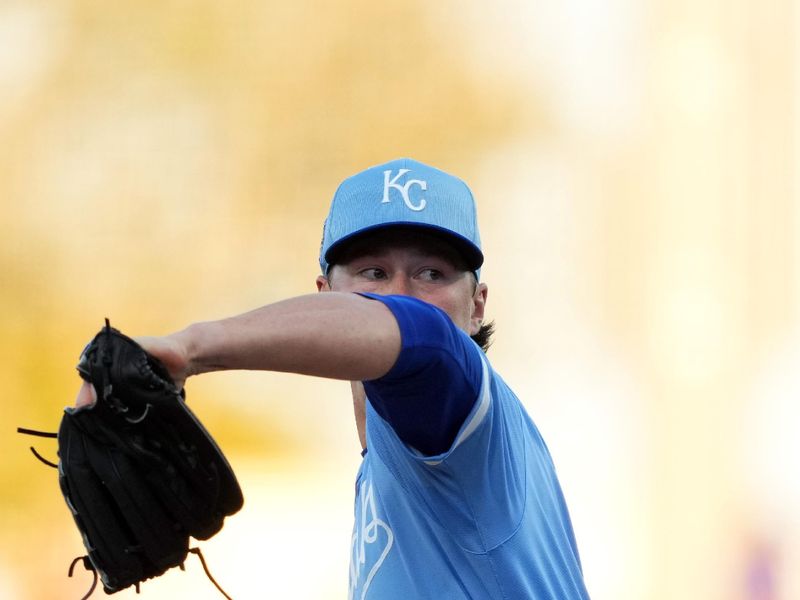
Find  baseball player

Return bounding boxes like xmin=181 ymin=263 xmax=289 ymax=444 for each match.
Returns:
xmin=76 ymin=158 xmax=591 ymax=599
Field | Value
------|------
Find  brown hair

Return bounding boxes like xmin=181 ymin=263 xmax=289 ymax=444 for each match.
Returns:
xmin=472 ymin=320 xmax=495 ymax=352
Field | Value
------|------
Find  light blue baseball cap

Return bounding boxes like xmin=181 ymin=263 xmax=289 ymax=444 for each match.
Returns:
xmin=319 ymin=158 xmax=483 ymax=276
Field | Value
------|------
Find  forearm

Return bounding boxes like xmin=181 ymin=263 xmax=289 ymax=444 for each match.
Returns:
xmin=171 ymin=292 xmax=401 ymax=382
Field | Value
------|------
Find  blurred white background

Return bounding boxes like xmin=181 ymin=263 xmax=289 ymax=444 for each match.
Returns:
xmin=1 ymin=1 xmax=797 ymax=598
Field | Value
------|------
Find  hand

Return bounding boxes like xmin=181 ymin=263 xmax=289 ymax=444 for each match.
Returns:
xmin=74 ymin=379 xmax=97 ymax=408
xmin=73 ymin=333 xmax=190 ymax=409
xmin=134 ymin=335 xmax=191 ymax=391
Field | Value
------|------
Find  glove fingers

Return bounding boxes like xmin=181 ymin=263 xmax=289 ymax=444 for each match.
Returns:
xmin=138 ymin=411 xmax=238 ymax=540
xmin=173 ymin=400 xmax=244 ymax=518
xmin=152 ymin=401 xmax=243 ymax=516
xmin=58 ymin=416 xmax=146 ymax=592
xmin=91 ymin=446 xmax=188 ymax=561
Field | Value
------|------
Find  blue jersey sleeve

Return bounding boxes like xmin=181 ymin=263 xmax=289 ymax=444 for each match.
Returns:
xmin=358 ymin=293 xmax=484 ymax=456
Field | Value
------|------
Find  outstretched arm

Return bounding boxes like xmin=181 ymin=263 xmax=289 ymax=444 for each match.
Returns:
xmin=74 ymin=292 xmax=401 ymax=407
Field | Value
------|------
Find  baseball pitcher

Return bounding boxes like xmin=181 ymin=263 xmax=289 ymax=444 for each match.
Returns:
xmin=72 ymin=158 xmax=591 ymax=599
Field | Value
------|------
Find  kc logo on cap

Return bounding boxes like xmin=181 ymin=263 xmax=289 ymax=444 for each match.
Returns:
xmin=319 ymin=158 xmax=484 ymax=275
xmin=381 ymin=169 xmax=427 ymax=212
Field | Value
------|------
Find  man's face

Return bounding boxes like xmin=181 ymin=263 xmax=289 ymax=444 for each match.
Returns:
xmin=316 ymin=229 xmax=487 ymax=336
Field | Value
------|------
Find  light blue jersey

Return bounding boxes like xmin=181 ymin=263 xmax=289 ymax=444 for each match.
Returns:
xmin=349 ymin=295 xmax=590 ymax=600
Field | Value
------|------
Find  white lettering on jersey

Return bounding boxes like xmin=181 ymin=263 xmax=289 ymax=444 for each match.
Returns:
xmin=349 ymin=478 xmax=394 ymax=600
xmin=381 ymin=169 xmax=427 ymax=211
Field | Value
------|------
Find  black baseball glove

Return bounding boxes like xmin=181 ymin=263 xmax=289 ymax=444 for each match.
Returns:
xmin=21 ymin=320 xmax=243 ymax=598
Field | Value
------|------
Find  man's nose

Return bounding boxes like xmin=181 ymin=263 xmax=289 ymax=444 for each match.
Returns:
xmin=386 ymin=274 xmax=412 ymax=296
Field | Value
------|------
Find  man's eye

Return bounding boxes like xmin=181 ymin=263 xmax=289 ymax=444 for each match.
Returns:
xmin=419 ymin=269 xmax=443 ymax=281
xmin=360 ymin=268 xmax=387 ymax=280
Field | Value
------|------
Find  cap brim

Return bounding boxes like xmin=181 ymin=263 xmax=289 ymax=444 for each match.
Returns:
xmin=324 ymin=222 xmax=484 ymax=273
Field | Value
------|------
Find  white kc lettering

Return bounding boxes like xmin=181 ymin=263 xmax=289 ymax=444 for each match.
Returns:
xmin=381 ymin=169 xmax=427 ymax=211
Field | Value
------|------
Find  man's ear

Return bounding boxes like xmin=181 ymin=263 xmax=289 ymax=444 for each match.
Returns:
xmin=469 ymin=282 xmax=488 ymax=336
xmin=316 ymin=275 xmax=331 ymax=292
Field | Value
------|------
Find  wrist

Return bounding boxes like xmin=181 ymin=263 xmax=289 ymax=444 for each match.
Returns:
xmin=168 ymin=325 xmax=199 ymax=380
xmin=170 ymin=320 xmax=228 ymax=379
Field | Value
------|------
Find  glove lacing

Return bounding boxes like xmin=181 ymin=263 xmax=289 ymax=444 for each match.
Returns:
xmin=16 ymin=427 xmax=58 ymax=468
xmin=66 ymin=547 xmax=233 ymax=599
xmin=68 ymin=556 xmax=98 ymax=600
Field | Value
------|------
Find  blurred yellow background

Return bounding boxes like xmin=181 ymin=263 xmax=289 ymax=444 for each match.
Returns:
xmin=1 ymin=1 xmax=797 ymax=598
